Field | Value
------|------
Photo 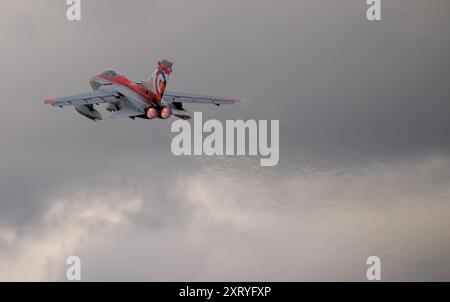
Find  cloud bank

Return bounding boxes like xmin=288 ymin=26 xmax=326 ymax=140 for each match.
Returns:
xmin=1 ymin=155 xmax=449 ymax=281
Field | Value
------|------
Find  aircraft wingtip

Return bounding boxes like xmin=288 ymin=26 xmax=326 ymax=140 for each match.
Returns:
xmin=223 ymin=96 xmax=241 ymax=104
xmin=44 ymin=98 xmax=55 ymax=105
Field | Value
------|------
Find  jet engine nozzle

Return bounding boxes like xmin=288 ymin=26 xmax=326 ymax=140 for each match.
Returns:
xmin=146 ymin=107 xmax=158 ymax=119
xmin=160 ymin=107 xmax=172 ymax=119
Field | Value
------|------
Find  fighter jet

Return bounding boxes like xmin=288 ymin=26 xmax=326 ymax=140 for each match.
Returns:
xmin=44 ymin=60 xmax=239 ymax=121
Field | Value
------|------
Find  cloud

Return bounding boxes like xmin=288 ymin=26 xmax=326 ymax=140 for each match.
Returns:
xmin=2 ymin=155 xmax=449 ymax=281
xmin=166 ymin=156 xmax=450 ymax=281
xmin=0 ymin=190 xmax=142 ymax=281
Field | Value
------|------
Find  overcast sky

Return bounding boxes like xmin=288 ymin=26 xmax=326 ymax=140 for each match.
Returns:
xmin=0 ymin=0 xmax=449 ymax=281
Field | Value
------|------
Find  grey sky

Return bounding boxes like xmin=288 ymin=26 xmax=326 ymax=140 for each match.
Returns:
xmin=0 ymin=0 xmax=449 ymax=281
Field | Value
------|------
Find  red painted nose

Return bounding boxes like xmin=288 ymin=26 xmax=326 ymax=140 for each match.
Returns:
xmin=146 ymin=108 xmax=158 ymax=119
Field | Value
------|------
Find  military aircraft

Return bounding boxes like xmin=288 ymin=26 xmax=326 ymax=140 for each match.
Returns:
xmin=44 ymin=60 xmax=239 ymax=121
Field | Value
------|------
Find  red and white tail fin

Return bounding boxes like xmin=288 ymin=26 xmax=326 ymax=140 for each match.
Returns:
xmin=150 ymin=59 xmax=173 ymax=100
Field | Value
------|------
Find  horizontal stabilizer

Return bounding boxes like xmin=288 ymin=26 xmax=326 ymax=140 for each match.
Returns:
xmin=110 ymin=107 xmax=144 ymax=119
xmin=174 ymin=113 xmax=191 ymax=120
xmin=164 ymin=92 xmax=240 ymax=105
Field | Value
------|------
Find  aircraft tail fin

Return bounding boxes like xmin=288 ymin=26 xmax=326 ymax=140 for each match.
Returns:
xmin=149 ymin=59 xmax=173 ymax=100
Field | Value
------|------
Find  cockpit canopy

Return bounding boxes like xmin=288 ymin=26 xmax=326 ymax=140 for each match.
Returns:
xmin=100 ymin=69 xmax=120 ymax=80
